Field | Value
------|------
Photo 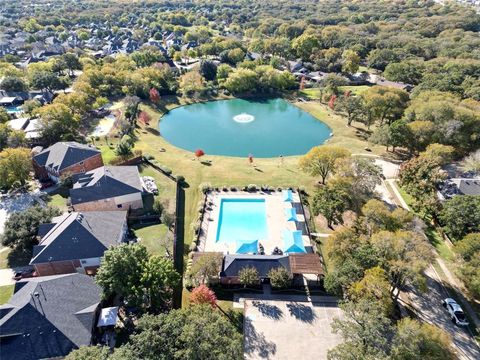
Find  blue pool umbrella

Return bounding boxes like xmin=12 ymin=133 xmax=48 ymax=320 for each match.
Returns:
xmin=283 ymin=230 xmax=306 ymax=253
xmin=285 ymin=207 xmax=298 ymax=221
xmin=283 ymin=189 xmax=293 ymax=202
xmin=236 ymin=239 xmax=259 ymax=254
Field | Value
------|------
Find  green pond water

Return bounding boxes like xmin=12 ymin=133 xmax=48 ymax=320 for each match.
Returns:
xmin=159 ymin=98 xmax=332 ymax=158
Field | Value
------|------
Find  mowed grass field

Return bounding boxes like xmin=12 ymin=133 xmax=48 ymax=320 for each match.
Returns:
xmin=131 ymin=95 xmax=385 ymax=250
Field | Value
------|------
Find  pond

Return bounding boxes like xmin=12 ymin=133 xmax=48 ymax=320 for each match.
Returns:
xmin=159 ymin=98 xmax=332 ymax=158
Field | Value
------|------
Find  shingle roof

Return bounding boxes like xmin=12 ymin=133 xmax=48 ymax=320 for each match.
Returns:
xmin=32 ymin=141 xmax=101 ymax=173
xmin=30 ymin=211 xmax=127 ymax=264
xmin=70 ymin=166 xmax=143 ymax=205
xmin=222 ymin=255 xmax=290 ymax=278
xmin=0 ymin=273 xmax=101 ymax=360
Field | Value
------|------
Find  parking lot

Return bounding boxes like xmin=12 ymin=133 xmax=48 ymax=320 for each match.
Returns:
xmin=244 ymin=298 xmax=343 ymax=360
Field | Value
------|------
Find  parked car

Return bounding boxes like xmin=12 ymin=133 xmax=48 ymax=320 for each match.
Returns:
xmin=442 ymin=298 xmax=469 ymax=326
xmin=12 ymin=269 xmax=37 ymax=281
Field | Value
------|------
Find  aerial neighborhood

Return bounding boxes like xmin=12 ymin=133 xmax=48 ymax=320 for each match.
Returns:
xmin=0 ymin=1 xmax=479 ymax=360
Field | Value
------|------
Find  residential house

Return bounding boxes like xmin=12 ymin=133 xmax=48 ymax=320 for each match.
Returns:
xmin=70 ymin=166 xmax=144 ymax=211
xmin=32 ymin=141 xmax=103 ymax=182
xmin=0 ymin=273 xmax=101 ymax=360
xmin=31 ymin=211 xmax=128 ymax=276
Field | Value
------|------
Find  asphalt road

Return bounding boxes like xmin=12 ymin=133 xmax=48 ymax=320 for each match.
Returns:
xmin=407 ymin=266 xmax=480 ymax=360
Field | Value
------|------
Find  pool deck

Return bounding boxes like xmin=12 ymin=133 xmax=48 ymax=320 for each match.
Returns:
xmin=199 ymin=191 xmax=311 ymax=255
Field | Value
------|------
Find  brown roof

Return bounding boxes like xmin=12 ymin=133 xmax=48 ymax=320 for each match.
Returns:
xmin=289 ymin=254 xmax=324 ymax=275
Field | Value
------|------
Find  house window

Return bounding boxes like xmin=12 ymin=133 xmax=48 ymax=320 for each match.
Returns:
xmin=117 ymin=204 xmax=123 ymax=208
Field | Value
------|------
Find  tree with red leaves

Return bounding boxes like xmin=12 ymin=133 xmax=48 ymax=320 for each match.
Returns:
xmin=190 ymin=285 xmax=217 ymax=307
xmin=328 ymin=94 xmax=337 ymax=109
xmin=138 ymin=111 xmax=151 ymax=125
xmin=195 ymin=149 xmax=205 ymax=160
xmin=149 ymin=88 xmax=160 ymax=103
xmin=248 ymin=153 xmax=253 ymax=165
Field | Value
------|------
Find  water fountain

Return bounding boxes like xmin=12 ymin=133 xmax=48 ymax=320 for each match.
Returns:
xmin=233 ymin=113 xmax=255 ymax=123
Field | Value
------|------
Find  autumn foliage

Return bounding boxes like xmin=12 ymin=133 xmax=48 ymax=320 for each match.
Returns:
xmin=149 ymin=88 xmax=160 ymax=103
xmin=195 ymin=149 xmax=205 ymax=159
xmin=138 ymin=111 xmax=151 ymax=125
xmin=328 ymin=94 xmax=337 ymax=109
xmin=190 ymin=285 xmax=217 ymax=307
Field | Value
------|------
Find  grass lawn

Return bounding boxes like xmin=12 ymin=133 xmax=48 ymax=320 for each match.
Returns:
xmin=131 ymin=223 xmax=170 ymax=256
xmin=0 ymin=285 xmax=14 ymax=305
xmin=300 ymin=85 xmax=371 ymax=99
xmin=98 ymin=144 xmax=118 ymax=164
xmin=132 ymin=95 xmax=384 ymax=258
xmin=0 ymin=249 xmax=9 ymax=269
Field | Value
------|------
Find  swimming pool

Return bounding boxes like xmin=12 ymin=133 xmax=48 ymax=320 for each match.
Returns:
xmin=216 ymin=198 xmax=267 ymax=245
xmin=5 ymin=105 xmax=23 ymax=114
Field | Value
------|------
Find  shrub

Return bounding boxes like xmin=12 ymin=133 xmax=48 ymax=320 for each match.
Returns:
xmin=268 ymin=267 xmax=291 ymax=289
xmin=238 ymin=266 xmax=259 ymax=287
xmin=153 ymin=199 xmax=164 ymax=215
xmin=199 ymin=183 xmax=212 ymax=193
xmin=161 ymin=212 xmax=175 ymax=228
xmin=175 ymin=175 xmax=185 ymax=183
xmin=190 ymin=285 xmax=217 ymax=307
xmin=247 ymin=184 xmax=258 ymax=192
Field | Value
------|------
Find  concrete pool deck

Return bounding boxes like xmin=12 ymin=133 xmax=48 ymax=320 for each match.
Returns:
xmin=200 ymin=191 xmax=311 ymax=255
xmin=244 ymin=298 xmax=344 ymax=360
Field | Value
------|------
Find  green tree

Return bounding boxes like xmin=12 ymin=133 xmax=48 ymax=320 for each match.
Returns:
xmin=361 ymin=86 xmax=409 ymax=125
xmin=0 ymin=148 xmax=32 ymax=189
xmin=22 ymin=99 xmax=42 ymax=117
xmin=0 ymin=76 xmax=27 ymax=92
xmin=238 ymin=266 xmax=259 ymax=287
xmin=179 ymin=71 xmax=206 ymax=97
xmin=114 ymin=305 xmax=243 ymax=360
xmin=292 ymin=33 xmax=319 ymax=60
xmin=268 ymin=267 xmax=291 ymax=289
xmin=38 ymin=103 xmax=79 ymax=144
xmin=334 ymin=96 xmax=364 ymax=126
xmin=0 ymin=108 xmax=8 ymax=123
xmin=384 ymin=61 xmax=424 ymax=85
xmin=224 ymin=68 xmax=258 ymax=94
xmin=1 ymin=205 xmax=60 ymax=252
xmin=199 ymin=59 xmax=218 ymax=81
xmin=460 ymin=149 xmax=480 ymax=175
xmin=407 ymin=121 xmax=435 ymax=154
xmin=62 ymin=53 xmax=82 ymax=77
xmin=187 ymin=252 xmax=223 ymax=287
xmin=454 ymin=233 xmax=480 ymax=261
xmin=30 ymin=71 xmax=62 ymax=91
xmin=65 ymin=346 xmax=110 ymax=360
xmin=312 ymin=184 xmax=349 ymax=228
xmin=299 ymin=145 xmax=351 ymax=184
xmin=96 ymin=244 xmax=180 ymax=312
xmin=439 ymin=196 xmax=480 ymax=240
xmin=341 ymin=50 xmax=360 ymax=74
xmin=391 ymin=318 xmax=455 ymax=360
xmin=328 ymin=299 xmax=393 ymax=360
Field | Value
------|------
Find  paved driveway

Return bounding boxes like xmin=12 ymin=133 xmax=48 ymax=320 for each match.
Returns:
xmin=244 ymin=299 xmax=343 ymax=360
xmin=407 ymin=267 xmax=480 ymax=360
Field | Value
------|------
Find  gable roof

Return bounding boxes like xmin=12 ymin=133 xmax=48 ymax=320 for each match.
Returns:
xmin=0 ymin=274 xmax=101 ymax=360
xmin=70 ymin=166 xmax=143 ymax=205
xmin=30 ymin=211 xmax=127 ymax=264
xmin=222 ymin=255 xmax=290 ymax=278
xmin=32 ymin=141 xmax=101 ymax=173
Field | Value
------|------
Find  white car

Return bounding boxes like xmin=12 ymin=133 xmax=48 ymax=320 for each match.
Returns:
xmin=442 ymin=298 xmax=469 ymax=326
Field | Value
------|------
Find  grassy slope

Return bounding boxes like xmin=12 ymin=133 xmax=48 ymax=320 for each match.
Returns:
xmin=0 ymin=285 xmax=14 ymax=305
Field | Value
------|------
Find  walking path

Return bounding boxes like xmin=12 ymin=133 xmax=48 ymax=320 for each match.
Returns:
xmin=385 ymin=179 xmax=410 ymax=210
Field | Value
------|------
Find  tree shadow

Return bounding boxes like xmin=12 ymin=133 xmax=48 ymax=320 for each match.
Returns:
xmin=200 ymin=161 xmax=212 ymax=166
xmin=244 ymin=318 xmax=277 ymax=359
xmin=254 ymin=167 xmax=263 ymax=172
xmin=252 ymin=301 xmax=283 ymax=320
xmin=7 ymin=247 xmax=33 ymax=269
xmin=145 ymin=127 xmax=160 ymax=136
xmin=286 ymin=302 xmax=317 ymax=324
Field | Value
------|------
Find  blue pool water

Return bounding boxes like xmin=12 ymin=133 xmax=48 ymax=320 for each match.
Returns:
xmin=216 ymin=199 xmax=267 ymax=244
xmin=5 ymin=105 xmax=23 ymax=114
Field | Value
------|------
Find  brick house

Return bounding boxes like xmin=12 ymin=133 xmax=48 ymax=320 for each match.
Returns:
xmin=30 ymin=211 xmax=128 ymax=276
xmin=32 ymin=142 xmax=103 ymax=182
xmin=69 ymin=166 xmax=144 ymax=212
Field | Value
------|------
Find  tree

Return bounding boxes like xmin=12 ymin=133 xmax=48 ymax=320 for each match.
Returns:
xmin=187 ymin=252 xmax=223 ymax=286
xmin=116 ymin=139 xmax=133 ymax=159
xmin=62 ymin=53 xmax=82 ymax=77
xmin=268 ymin=267 xmax=291 ymax=289
xmin=194 ymin=149 xmax=205 ymax=160
xmin=30 ymin=71 xmax=62 ymax=91
xmin=370 ymin=230 xmax=433 ymax=301
xmin=199 ymin=59 xmax=218 ymax=81
xmin=189 ymin=284 xmax=217 ymax=307
xmin=38 ymin=103 xmax=79 ymax=144
xmin=115 ymin=305 xmax=243 ymax=360
xmin=334 ymin=96 xmax=364 ymax=126
xmin=1 ymin=205 xmax=60 ymax=251
xmin=407 ymin=121 xmax=435 ymax=154
xmin=348 ymin=267 xmax=394 ymax=316
xmin=391 ymin=318 xmax=455 ymax=360
xmin=460 ymin=149 xmax=480 ymax=175
xmin=96 ymin=244 xmax=180 ymax=312
xmin=131 ymin=48 xmax=165 ymax=68
xmin=439 ymin=196 xmax=480 ymax=240
xmin=328 ymin=299 xmax=393 ymax=360
xmin=138 ymin=111 xmax=151 ymax=125
xmin=454 ymin=233 xmax=480 ymax=261
xmin=224 ymin=68 xmax=258 ymax=94
xmin=342 ymin=50 xmax=360 ymax=74
xmin=53 ymin=92 xmax=90 ymax=117
xmin=149 ymin=88 xmax=161 ymax=103
xmin=22 ymin=99 xmax=42 ymax=117
xmin=226 ymin=48 xmax=246 ymax=64
xmin=312 ymin=184 xmax=349 ymax=228
xmin=0 ymin=76 xmax=27 ymax=92
xmin=217 ymin=64 xmax=233 ymax=81
xmin=0 ymin=108 xmax=9 ymax=123
xmin=292 ymin=33 xmax=319 ymax=60
xmin=0 ymin=148 xmax=32 ymax=189
xmin=179 ymin=71 xmax=206 ymax=97
xmin=361 ymin=86 xmax=409 ymax=125
xmin=238 ymin=266 xmax=259 ymax=287
xmin=384 ymin=61 xmax=424 ymax=85
xmin=299 ymin=145 xmax=350 ymax=184
xmin=65 ymin=346 xmax=110 ymax=360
